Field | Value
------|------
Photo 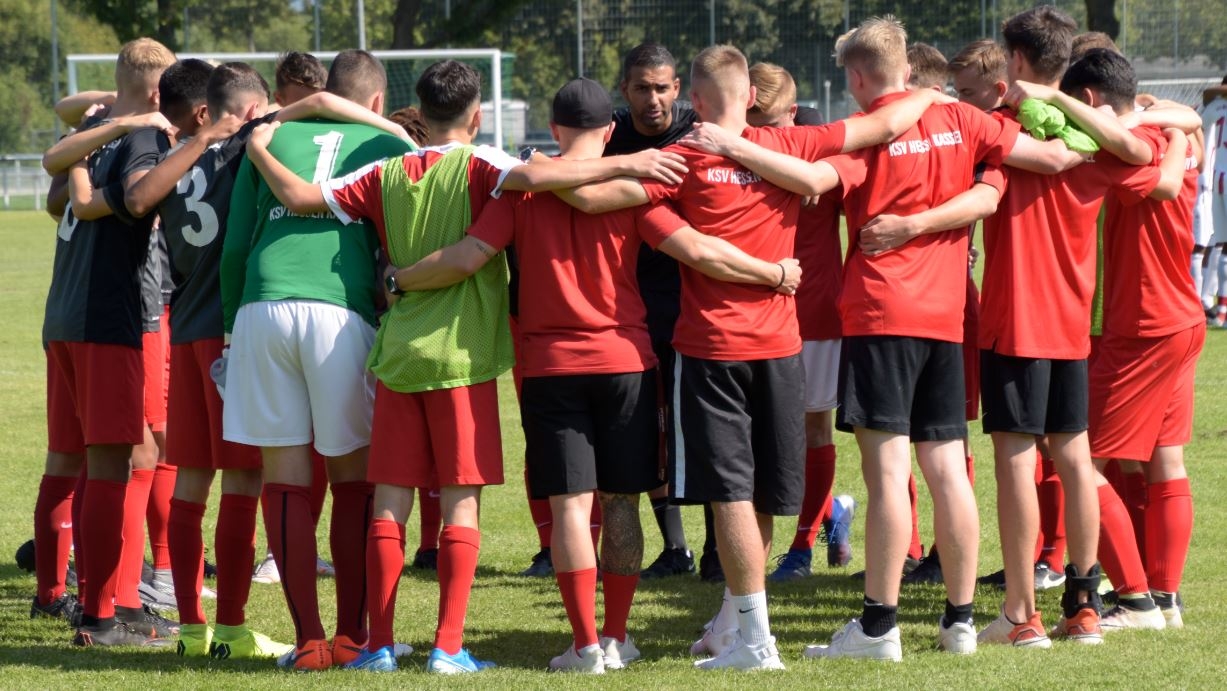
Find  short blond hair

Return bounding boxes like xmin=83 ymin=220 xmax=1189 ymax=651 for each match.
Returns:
xmin=748 ymin=63 xmax=797 ymax=119
xmin=691 ymin=44 xmax=751 ymax=100
xmin=115 ymin=38 xmax=176 ymax=94
xmin=947 ymin=39 xmax=1007 ymax=83
xmin=835 ymin=16 xmax=908 ymax=81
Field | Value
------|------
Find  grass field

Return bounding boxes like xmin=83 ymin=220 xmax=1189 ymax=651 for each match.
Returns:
xmin=1 ymin=209 xmax=1225 ymax=688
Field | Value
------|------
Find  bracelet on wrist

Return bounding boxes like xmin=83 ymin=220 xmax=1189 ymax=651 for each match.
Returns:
xmin=774 ymin=263 xmax=785 ymax=289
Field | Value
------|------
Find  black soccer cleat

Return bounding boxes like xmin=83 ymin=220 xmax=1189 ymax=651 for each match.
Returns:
xmin=698 ymin=550 xmax=725 ymax=583
xmin=73 ymin=619 xmax=171 ymax=647
xmin=519 ymin=547 xmax=554 ymax=578
xmin=115 ymin=604 xmax=180 ymax=638
xmin=30 ymin=592 xmax=83 ymax=627
xmin=15 ymin=539 xmax=35 ymax=572
xmin=412 ymin=547 xmax=439 ymax=571
xmin=641 ymin=547 xmax=696 ymax=579
xmin=901 ymin=553 xmax=944 ymax=585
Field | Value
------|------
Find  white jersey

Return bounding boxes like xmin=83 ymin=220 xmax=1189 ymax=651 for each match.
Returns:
xmin=1194 ymin=97 xmax=1227 ymax=246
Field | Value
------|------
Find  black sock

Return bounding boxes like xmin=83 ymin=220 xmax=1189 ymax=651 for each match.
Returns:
xmin=1152 ymin=591 xmax=1176 ymax=609
xmin=861 ymin=597 xmax=898 ymax=637
xmin=651 ymin=497 xmax=689 ymax=551
xmin=942 ymin=600 xmax=974 ymax=627
xmin=702 ymin=503 xmax=718 ymax=554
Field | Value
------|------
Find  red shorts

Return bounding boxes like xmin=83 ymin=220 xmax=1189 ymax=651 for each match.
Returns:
xmin=167 ymin=339 xmax=262 ymax=471
xmin=368 ymin=379 xmax=504 ymax=489
xmin=46 ymin=341 xmax=144 ymax=452
xmin=1089 ymin=323 xmax=1204 ymax=461
xmin=963 ymin=278 xmax=980 ymax=422
xmin=142 ymin=325 xmax=169 ymax=432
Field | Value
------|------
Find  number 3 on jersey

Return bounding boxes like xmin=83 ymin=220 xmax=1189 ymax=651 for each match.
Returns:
xmin=177 ymin=165 xmax=219 ymax=247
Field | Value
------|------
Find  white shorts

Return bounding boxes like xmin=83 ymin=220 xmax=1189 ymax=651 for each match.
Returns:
xmin=223 ymin=300 xmax=376 ymax=456
xmin=801 ymin=339 xmax=840 ymax=413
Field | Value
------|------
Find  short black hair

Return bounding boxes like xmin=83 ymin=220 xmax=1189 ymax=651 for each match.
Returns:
xmin=415 ymin=60 xmax=481 ymax=124
xmin=1060 ymin=48 xmax=1137 ymax=112
xmin=621 ymin=43 xmax=677 ymax=83
xmin=326 ymin=49 xmax=387 ymax=104
xmin=276 ymin=51 xmax=327 ymax=92
xmin=206 ymin=62 xmax=270 ymax=120
xmin=1002 ymin=5 xmax=1078 ymax=84
xmin=158 ymin=59 xmax=213 ymax=123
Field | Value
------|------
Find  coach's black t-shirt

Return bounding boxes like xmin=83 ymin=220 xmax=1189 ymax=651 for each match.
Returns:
xmin=604 ymin=101 xmax=697 ymax=344
xmin=43 ymin=123 xmax=163 ymax=347
xmin=158 ymin=115 xmax=273 ymax=344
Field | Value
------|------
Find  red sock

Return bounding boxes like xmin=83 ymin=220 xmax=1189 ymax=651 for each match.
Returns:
xmin=1145 ymin=478 xmax=1193 ymax=593
xmin=215 ymin=493 xmax=258 ymax=627
xmin=1036 ymin=455 xmax=1066 ymax=569
xmin=589 ymin=501 xmax=602 ymax=552
xmin=435 ymin=525 xmax=480 ymax=654
xmin=330 ymin=481 xmax=373 ymax=642
xmin=525 ymin=465 xmax=552 ymax=548
xmin=907 ymin=474 xmax=923 ymax=560
xmin=82 ymin=479 xmax=126 ymax=619
xmin=262 ymin=483 xmax=324 ymax=645
xmin=557 ymin=568 xmax=599 ymax=649
xmin=146 ymin=462 xmax=176 ymax=570
xmin=116 ymin=468 xmax=153 ymax=609
xmin=418 ymin=489 xmax=441 ymax=552
xmin=1120 ymin=472 xmax=1148 ymax=564
xmin=168 ymin=498 xmax=207 ymax=625
xmin=367 ymin=519 xmax=406 ymax=652
xmin=965 ymin=454 xmax=975 ymax=487
xmin=1097 ymin=484 xmax=1148 ymax=595
xmin=600 ymin=572 xmax=638 ymax=643
xmin=308 ymin=450 xmax=328 ymax=526
xmin=34 ymin=474 xmax=76 ymax=605
xmin=791 ymin=445 xmax=836 ymax=551
xmin=73 ymin=471 xmax=87 ymax=608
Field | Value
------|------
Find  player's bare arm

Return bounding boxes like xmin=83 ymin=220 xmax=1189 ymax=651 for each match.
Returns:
xmin=391 ymin=235 xmax=499 ymax=292
xmin=503 ymin=148 xmax=686 ymax=192
xmin=678 ymin=122 xmax=839 ymax=196
xmin=123 ymin=113 xmax=245 ymax=218
xmin=41 ymin=111 xmax=172 ymax=175
xmin=1118 ymin=102 xmax=1203 ymax=135
xmin=656 ymin=225 xmax=801 ymax=295
xmin=66 ymin=159 xmax=112 ymax=221
xmin=46 ymin=173 xmax=68 ymax=220
xmin=1002 ymin=132 xmax=1087 ymax=174
xmin=840 ymin=87 xmax=956 ymax=152
xmin=553 ymin=177 xmax=651 ymax=215
xmin=245 ymin=122 xmax=329 ymax=214
xmin=274 ymin=91 xmax=413 ymax=145
xmin=1147 ymin=128 xmax=1191 ymax=201
xmin=54 ymin=90 xmax=115 ymax=127
xmin=1005 ymin=80 xmax=1152 ymax=165
xmin=859 ymin=181 xmax=1001 ymax=256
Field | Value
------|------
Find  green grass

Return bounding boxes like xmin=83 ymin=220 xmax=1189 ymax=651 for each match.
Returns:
xmin=1 ymin=209 xmax=1226 ymax=688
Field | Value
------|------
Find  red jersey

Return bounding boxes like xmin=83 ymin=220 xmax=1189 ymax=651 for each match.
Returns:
xmin=826 ymin=94 xmax=1019 ymax=343
xmin=321 ymin=142 xmax=522 ymax=247
xmin=1101 ymin=126 xmax=1202 ymax=338
xmin=466 ymin=187 xmax=687 ymax=377
xmin=795 ymin=194 xmax=844 ymax=341
xmin=639 ymin=121 xmax=848 ymax=360
xmin=978 ymin=111 xmax=1161 ymax=359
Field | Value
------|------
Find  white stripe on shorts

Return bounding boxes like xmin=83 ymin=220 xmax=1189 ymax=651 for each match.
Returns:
xmin=671 ymin=354 xmax=686 ymax=497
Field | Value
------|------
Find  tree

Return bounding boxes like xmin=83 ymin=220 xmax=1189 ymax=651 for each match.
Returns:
xmin=1085 ymin=0 xmax=1120 ymax=39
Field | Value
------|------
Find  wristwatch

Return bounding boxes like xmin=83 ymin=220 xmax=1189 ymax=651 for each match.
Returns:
xmin=518 ymin=146 xmax=538 ymax=163
xmin=385 ymin=273 xmax=405 ymax=296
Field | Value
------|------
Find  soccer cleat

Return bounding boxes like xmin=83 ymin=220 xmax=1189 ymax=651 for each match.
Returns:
xmin=690 ymin=619 xmax=738 ymax=658
xmin=977 ymin=609 xmax=1052 ymax=648
xmin=15 ymin=539 xmax=35 ymax=572
xmin=640 ymin=546 xmax=696 ymax=579
xmin=203 ymin=558 xmax=217 ymax=579
xmin=699 ymin=550 xmax=725 ymax=583
xmin=210 ymin=624 xmax=294 ymax=660
xmin=827 ymin=495 xmax=856 ymax=567
xmin=1153 ymin=591 xmax=1184 ymax=629
xmin=426 ymin=647 xmax=496 ymax=674
xmin=411 ymin=547 xmax=439 ymax=570
xmin=316 ymin=557 xmax=335 ymax=578
xmin=694 ymin=633 xmax=785 ymax=671
xmin=519 ymin=548 xmax=554 ymax=578
xmin=394 ymin=642 xmax=414 ymax=657
xmin=30 ymin=592 xmax=83 ymax=626
xmin=176 ymin=623 xmax=213 ymax=657
xmin=331 ymin=634 xmax=366 ymax=666
xmin=767 ymin=548 xmax=812 ymax=583
xmin=1101 ymin=603 xmax=1166 ymax=632
xmin=150 ymin=570 xmax=216 ymax=601
xmin=599 ymin=634 xmax=641 ymax=670
xmin=344 ymin=645 xmax=398 ymax=672
xmin=277 ymin=639 xmax=333 ymax=671
xmin=115 ymin=603 xmax=180 ymax=638
xmin=852 ymin=554 xmax=920 ymax=581
xmin=252 ymin=554 xmax=280 ymax=584
xmin=137 ymin=580 xmax=179 ymax=611
xmin=73 ymin=619 xmax=171 ymax=647
xmin=901 ymin=553 xmax=943 ymax=585
xmin=549 ymin=643 xmax=605 ymax=673
xmin=977 ymin=569 xmax=1007 ymax=589
xmin=1033 ymin=561 xmax=1066 ymax=590
xmin=938 ymin=618 xmax=977 ymax=654
xmin=804 ymin=619 xmax=902 ymax=662
xmin=1051 ymin=608 xmax=1104 ymax=645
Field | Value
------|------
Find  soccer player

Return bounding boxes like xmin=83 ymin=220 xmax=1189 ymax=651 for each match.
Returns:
xmin=1194 ymin=79 xmax=1227 ymax=322
xmin=273 ymin=51 xmax=327 ymax=107
xmin=220 ymin=50 xmax=414 ymax=671
xmin=243 ymin=59 xmax=686 ymax=673
xmin=37 ymin=37 xmax=177 ymax=647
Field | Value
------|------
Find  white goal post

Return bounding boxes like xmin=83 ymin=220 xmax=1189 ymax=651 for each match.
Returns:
xmin=66 ymin=49 xmax=516 ymax=150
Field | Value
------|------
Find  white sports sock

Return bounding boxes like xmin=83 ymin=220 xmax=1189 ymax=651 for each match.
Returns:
xmin=1216 ymin=244 xmax=1227 ymax=302
xmin=1192 ymin=250 xmax=1205 ymax=302
xmin=732 ymin=591 xmax=771 ymax=646
xmin=711 ymin=587 xmax=737 ymax=632
xmin=1207 ymin=245 xmax=1224 ymax=301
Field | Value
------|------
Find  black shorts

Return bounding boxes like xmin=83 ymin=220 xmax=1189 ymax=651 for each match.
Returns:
xmin=521 ymin=370 xmax=664 ymax=499
xmin=980 ymin=350 xmax=1088 ymax=435
xmin=836 ymin=335 xmax=967 ymax=441
xmin=668 ymin=354 xmax=805 ymax=515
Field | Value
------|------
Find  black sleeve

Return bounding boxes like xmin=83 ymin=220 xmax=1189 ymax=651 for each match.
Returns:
xmin=101 ymin=179 xmax=135 ymax=225
xmin=120 ymin=127 xmax=171 ymax=181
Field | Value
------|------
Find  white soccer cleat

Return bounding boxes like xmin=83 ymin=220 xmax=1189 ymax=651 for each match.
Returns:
xmin=977 ymin=609 xmax=1052 ymax=648
xmin=694 ymin=633 xmax=784 ymax=671
xmin=548 ymin=643 xmax=605 ymax=673
xmin=804 ymin=619 xmax=902 ymax=662
xmin=937 ymin=618 xmax=977 ymax=655
xmin=251 ymin=554 xmax=280 ymax=584
xmin=599 ymin=634 xmax=641 ymax=670
xmin=1101 ymin=604 xmax=1166 ymax=632
xmin=690 ymin=622 xmax=739 ymax=658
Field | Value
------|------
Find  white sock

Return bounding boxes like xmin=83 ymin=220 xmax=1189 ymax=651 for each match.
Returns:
xmin=1192 ymin=250 xmax=1205 ymax=301
xmin=732 ymin=591 xmax=771 ymax=646
xmin=1207 ymin=245 xmax=1224 ymax=300
xmin=711 ymin=587 xmax=737 ymax=632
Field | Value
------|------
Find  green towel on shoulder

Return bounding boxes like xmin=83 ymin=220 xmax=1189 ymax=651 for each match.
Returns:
xmin=1017 ymin=98 xmax=1100 ymax=154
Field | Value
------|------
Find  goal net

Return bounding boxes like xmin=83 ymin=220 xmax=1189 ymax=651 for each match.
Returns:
xmin=66 ymin=49 xmax=525 ymax=150
xmin=1138 ymin=77 xmax=1223 ymax=108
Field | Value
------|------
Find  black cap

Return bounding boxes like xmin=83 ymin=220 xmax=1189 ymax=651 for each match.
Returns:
xmin=552 ymin=77 xmax=612 ymax=128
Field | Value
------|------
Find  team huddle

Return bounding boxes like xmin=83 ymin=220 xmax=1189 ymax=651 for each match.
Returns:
xmin=27 ymin=2 xmax=1220 ymax=674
